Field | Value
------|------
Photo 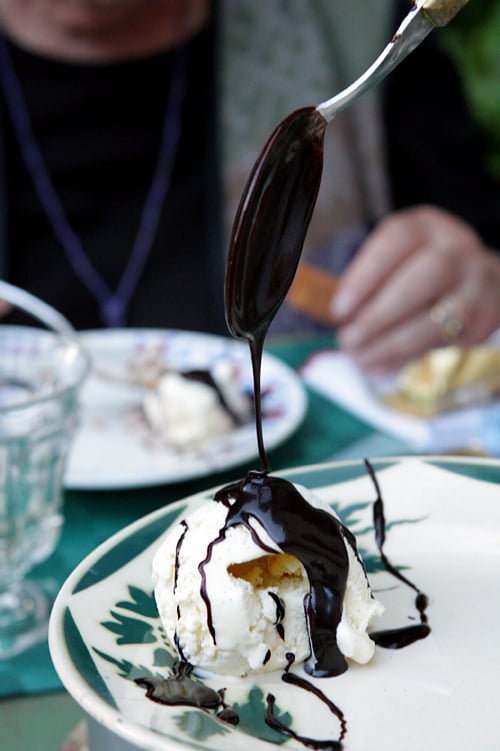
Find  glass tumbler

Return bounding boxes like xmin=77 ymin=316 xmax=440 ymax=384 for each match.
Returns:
xmin=0 ymin=281 xmax=90 ymax=658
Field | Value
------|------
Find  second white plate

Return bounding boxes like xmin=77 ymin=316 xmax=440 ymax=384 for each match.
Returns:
xmin=65 ymin=329 xmax=307 ymax=490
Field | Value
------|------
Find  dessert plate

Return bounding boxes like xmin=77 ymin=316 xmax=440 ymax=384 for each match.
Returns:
xmin=50 ymin=457 xmax=500 ymax=751
xmin=64 ymin=329 xmax=307 ymax=489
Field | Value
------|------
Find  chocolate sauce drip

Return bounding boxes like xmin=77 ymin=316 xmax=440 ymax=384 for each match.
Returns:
xmin=225 ymin=107 xmax=326 ymax=470
xmin=174 ymin=520 xmax=188 ymax=592
xmin=135 ymin=661 xmax=221 ymax=709
xmin=217 ymin=705 xmax=239 ymax=725
xmin=173 ymin=630 xmax=187 ymax=663
xmin=173 ymin=520 xmax=189 ymax=658
xmin=364 ymin=459 xmax=431 ymax=648
xmin=198 ymin=527 xmax=227 ymax=643
xmin=266 ymin=693 xmax=342 ymax=751
xmin=213 ymin=469 xmax=351 ymax=678
xmin=250 ymin=337 xmax=270 ymax=472
xmin=266 ymin=654 xmax=346 ymax=750
xmin=268 ymin=591 xmax=286 ymax=639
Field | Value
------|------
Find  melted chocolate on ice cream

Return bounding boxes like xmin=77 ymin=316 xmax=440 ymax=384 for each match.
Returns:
xmin=219 ymin=104 xmax=355 ymax=683
xmin=208 ymin=470 xmax=351 ymax=678
xmin=138 ymin=462 xmax=432 ymax=750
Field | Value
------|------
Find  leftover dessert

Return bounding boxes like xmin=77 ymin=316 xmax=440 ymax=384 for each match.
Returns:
xmin=152 ymin=471 xmax=384 ymax=678
xmin=384 ymin=345 xmax=500 ymax=416
xmin=142 ymin=360 xmax=252 ymax=449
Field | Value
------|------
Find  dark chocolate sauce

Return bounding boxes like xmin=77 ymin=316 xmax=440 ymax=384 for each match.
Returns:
xmin=266 ymin=653 xmax=346 ymax=750
xmin=136 ymin=663 xmax=239 ymax=726
xmin=173 ymin=520 xmax=188 ymax=592
xmin=173 ymin=520 xmax=189 ymax=657
xmin=134 ymin=661 xmax=221 ymax=709
xmin=211 ymin=469 xmax=351 ymax=678
xmin=225 ymin=107 xmax=327 ymax=471
xmin=364 ymin=459 xmax=431 ymax=648
xmin=216 ymin=704 xmax=240 ymax=725
xmin=268 ymin=591 xmax=286 ymax=640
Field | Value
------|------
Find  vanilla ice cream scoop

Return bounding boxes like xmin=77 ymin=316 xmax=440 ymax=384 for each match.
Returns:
xmin=143 ymin=360 xmax=252 ymax=450
xmin=153 ymin=472 xmax=383 ymax=678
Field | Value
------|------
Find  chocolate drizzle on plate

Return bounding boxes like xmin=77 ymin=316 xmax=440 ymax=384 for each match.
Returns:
xmin=266 ymin=653 xmax=346 ymax=750
xmin=135 ymin=663 xmax=239 ymax=726
xmin=134 ymin=661 xmax=221 ymax=709
xmin=364 ymin=459 xmax=431 ymax=649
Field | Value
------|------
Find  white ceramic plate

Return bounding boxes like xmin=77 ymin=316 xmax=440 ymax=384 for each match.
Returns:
xmin=50 ymin=457 xmax=500 ymax=751
xmin=65 ymin=329 xmax=307 ymax=489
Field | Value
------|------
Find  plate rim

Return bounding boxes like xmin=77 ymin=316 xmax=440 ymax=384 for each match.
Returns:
xmin=49 ymin=454 xmax=500 ymax=751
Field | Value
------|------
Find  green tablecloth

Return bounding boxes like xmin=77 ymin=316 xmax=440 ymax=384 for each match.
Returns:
xmin=0 ymin=335 xmax=377 ymax=699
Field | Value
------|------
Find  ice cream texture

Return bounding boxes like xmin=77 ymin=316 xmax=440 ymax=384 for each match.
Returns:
xmin=143 ymin=359 xmax=251 ymax=450
xmin=152 ymin=472 xmax=383 ymax=678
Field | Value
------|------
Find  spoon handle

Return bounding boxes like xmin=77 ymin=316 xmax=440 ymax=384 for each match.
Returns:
xmin=316 ymin=0 xmax=466 ymax=124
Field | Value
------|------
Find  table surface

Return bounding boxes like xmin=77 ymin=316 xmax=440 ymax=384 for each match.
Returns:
xmin=0 ymin=335 xmax=414 ymax=751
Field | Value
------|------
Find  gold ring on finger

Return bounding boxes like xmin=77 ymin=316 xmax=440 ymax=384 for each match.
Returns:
xmin=429 ymin=298 xmax=464 ymax=340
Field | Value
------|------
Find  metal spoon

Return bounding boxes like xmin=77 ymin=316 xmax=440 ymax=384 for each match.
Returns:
xmin=225 ymin=0 xmax=468 ymax=471
xmin=317 ymin=0 xmax=466 ymax=123
xmin=225 ymin=0 xmax=469 ymax=344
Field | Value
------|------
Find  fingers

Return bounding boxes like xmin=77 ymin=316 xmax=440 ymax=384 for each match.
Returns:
xmin=332 ymin=206 xmax=500 ymax=373
xmin=0 ymin=300 xmax=12 ymax=317
xmin=331 ymin=207 xmax=430 ymax=321
xmin=455 ymin=249 xmax=500 ymax=345
xmin=338 ymin=242 xmax=457 ymax=350
xmin=356 ymin=268 xmax=500 ymax=374
xmin=344 ymin=309 xmax=444 ymax=373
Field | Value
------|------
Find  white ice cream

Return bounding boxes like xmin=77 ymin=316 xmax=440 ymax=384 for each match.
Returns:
xmin=152 ymin=483 xmax=383 ymax=677
xmin=143 ymin=360 xmax=251 ymax=450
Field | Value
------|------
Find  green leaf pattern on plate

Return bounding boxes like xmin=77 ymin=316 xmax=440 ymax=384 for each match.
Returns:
xmin=234 ymin=686 xmax=291 ymax=744
xmin=175 ymin=710 xmax=231 ymax=741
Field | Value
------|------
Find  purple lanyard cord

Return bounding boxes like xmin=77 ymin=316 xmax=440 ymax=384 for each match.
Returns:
xmin=0 ymin=33 xmax=188 ymax=327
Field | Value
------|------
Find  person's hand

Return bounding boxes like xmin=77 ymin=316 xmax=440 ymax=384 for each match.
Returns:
xmin=0 ymin=300 xmax=11 ymax=317
xmin=331 ymin=205 xmax=500 ymax=373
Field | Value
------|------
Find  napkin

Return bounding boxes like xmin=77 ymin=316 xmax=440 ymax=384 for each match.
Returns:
xmin=301 ymin=349 xmax=500 ymax=455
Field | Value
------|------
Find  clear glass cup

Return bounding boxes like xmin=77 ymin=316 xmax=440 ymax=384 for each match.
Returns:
xmin=0 ymin=281 xmax=90 ymax=658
